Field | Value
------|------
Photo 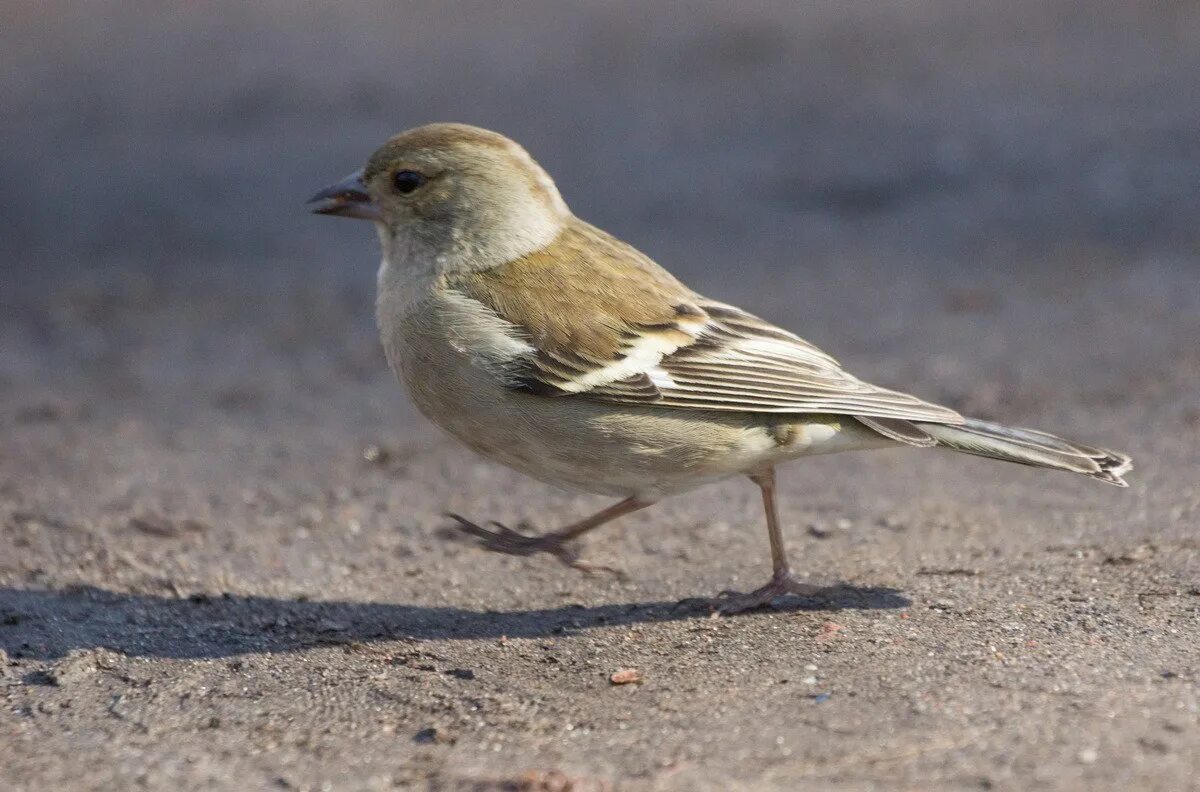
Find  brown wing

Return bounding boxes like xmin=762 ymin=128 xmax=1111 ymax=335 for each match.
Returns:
xmin=448 ymin=219 xmax=963 ymax=425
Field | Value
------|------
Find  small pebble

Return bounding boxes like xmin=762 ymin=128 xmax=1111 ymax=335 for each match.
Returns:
xmin=610 ymin=668 xmax=643 ymax=685
xmin=413 ymin=726 xmax=455 ymax=745
xmin=809 ymin=519 xmax=853 ymax=538
xmin=362 ymin=444 xmax=390 ymax=465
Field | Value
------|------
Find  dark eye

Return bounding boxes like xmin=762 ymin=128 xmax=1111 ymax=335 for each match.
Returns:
xmin=392 ymin=170 xmax=426 ymax=194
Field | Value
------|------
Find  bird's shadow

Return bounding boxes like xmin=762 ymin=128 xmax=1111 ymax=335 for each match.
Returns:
xmin=0 ymin=583 xmax=909 ymax=661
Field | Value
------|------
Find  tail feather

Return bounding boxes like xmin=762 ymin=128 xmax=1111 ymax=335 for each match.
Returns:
xmin=914 ymin=418 xmax=1133 ymax=487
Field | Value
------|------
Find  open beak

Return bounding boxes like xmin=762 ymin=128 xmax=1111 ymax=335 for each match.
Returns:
xmin=307 ymin=170 xmax=380 ymax=220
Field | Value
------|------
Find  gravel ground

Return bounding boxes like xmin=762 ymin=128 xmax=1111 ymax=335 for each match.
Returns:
xmin=2 ymin=2 xmax=1199 ymax=790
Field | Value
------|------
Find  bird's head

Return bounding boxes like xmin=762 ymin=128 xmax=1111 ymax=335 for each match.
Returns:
xmin=309 ymin=123 xmax=570 ymax=272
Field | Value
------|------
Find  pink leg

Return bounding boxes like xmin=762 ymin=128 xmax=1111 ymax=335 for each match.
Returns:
xmin=716 ymin=467 xmax=824 ymax=613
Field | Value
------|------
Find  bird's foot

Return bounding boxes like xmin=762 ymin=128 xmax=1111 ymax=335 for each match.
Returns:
xmin=712 ymin=570 xmax=827 ymax=614
xmin=445 ymin=514 xmax=625 ymax=579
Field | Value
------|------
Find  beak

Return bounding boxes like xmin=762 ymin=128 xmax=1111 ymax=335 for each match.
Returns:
xmin=307 ymin=170 xmax=380 ymax=220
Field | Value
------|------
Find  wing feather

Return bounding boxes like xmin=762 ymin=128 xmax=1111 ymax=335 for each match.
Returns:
xmin=444 ymin=219 xmax=962 ymax=425
xmin=594 ymin=299 xmax=962 ymax=423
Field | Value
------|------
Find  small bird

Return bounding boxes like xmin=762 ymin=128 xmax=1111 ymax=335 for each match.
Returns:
xmin=310 ymin=123 xmax=1132 ymax=612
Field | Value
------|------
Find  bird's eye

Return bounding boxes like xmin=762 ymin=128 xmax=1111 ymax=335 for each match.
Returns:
xmin=392 ymin=170 xmax=426 ymax=194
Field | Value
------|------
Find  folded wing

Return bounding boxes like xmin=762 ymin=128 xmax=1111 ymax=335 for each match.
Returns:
xmin=446 ymin=219 xmax=963 ymax=425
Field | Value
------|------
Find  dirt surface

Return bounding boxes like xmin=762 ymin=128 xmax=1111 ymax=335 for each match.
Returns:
xmin=2 ymin=2 xmax=1199 ymax=790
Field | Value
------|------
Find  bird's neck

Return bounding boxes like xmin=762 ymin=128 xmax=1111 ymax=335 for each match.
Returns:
xmin=376 ymin=210 xmax=570 ymax=282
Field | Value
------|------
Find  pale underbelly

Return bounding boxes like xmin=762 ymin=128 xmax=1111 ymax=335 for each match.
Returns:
xmin=395 ymin=344 xmax=890 ymax=499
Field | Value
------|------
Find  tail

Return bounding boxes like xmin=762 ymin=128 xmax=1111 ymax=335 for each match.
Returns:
xmin=912 ymin=417 xmax=1132 ymax=487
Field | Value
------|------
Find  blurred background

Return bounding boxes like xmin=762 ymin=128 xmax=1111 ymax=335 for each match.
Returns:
xmin=3 ymin=0 xmax=1199 ymax=592
xmin=3 ymin=3 xmax=1200 ymax=789
xmin=2 ymin=0 xmax=1199 ymax=558
xmin=4 ymin=0 xmax=1200 ymax=263
xmin=5 ymin=0 xmax=1199 ymax=267
xmin=4 ymin=0 xmax=1198 ymax=417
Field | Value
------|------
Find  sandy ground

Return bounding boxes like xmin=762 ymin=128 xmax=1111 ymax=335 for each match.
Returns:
xmin=2 ymin=2 xmax=1199 ymax=790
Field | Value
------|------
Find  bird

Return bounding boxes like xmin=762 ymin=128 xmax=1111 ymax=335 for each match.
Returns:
xmin=309 ymin=123 xmax=1132 ymax=613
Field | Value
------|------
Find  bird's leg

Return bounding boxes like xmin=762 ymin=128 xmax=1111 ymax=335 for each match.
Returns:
xmin=716 ymin=467 xmax=824 ymax=613
xmin=447 ymin=496 xmax=652 ymax=578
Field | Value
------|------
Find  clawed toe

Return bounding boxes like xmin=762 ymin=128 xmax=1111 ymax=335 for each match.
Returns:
xmin=483 ymin=520 xmax=539 ymax=550
xmin=713 ymin=572 xmax=828 ymax=615
xmin=569 ymin=558 xmax=628 ymax=581
xmin=445 ymin=513 xmax=548 ymax=557
xmin=443 ymin=513 xmax=624 ymax=579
